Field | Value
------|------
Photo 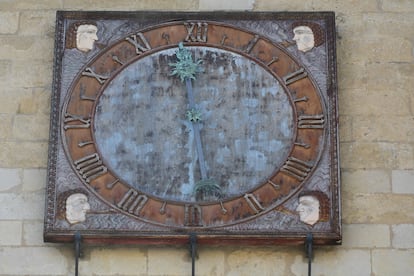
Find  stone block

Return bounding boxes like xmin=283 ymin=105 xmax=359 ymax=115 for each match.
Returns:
xmin=0 ymin=192 xmax=44 ymax=220
xmin=366 ymin=62 xmax=414 ymax=92
xmin=23 ymin=221 xmax=44 ymax=246
xmin=362 ymin=12 xmax=414 ymax=39
xmin=227 ymin=248 xmax=292 ymax=276
xmin=199 ymin=0 xmax=254 ymax=10
xmin=392 ymin=170 xmax=414 ymax=194
xmin=197 ymin=247 xmax=225 ymax=276
xmin=0 ymin=59 xmax=11 ymax=74
xmin=291 ymin=249 xmax=371 ymax=276
xmin=34 ymin=88 xmax=51 ymax=115
xmin=338 ymin=35 xmax=413 ymax=63
xmin=10 ymin=59 xmax=53 ymax=88
xmin=12 ymin=114 xmax=50 ymax=141
xmin=341 ymin=169 xmax=391 ymax=194
xmin=340 ymin=142 xmax=414 ymax=170
xmin=392 ymin=224 xmax=414 ymax=249
xmin=23 ymin=168 xmax=46 ymax=192
xmin=148 ymin=247 xmax=189 ymax=275
xmin=0 ymin=0 xmax=62 ymax=10
xmin=336 ymin=64 xmax=367 ymax=90
xmin=0 ymin=141 xmax=48 ymax=168
xmin=0 ymin=247 xmax=67 ymax=275
xmin=314 ymin=0 xmax=378 ymax=13
xmin=19 ymin=11 xmax=56 ymax=36
xmin=63 ymin=0 xmax=197 ymax=10
xmin=352 ymin=116 xmax=414 ymax=143
xmin=343 ymin=193 xmax=414 ymax=224
xmin=381 ymin=0 xmax=414 ymax=12
xmin=335 ymin=14 xmax=364 ymax=37
xmin=18 ymin=87 xmax=51 ymax=115
xmin=255 ymin=0 xmax=378 ymax=12
xmin=0 ymin=114 xmax=13 ymax=140
xmin=342 ymin=224 xmax=390 ymax=248
xmin=372 ymin=249 xmax=414 ymax=275
xmin=0 ymin=36 xmax=54 ymax=61
xmin=0 ymin=221 xmax=22 ymax=246
xmin=0 ymin=168 xmax=21 ymax=192
xmin=254 ymin=0 xmax=313 ymax=11
xmin=0 ymin=11 xmax=19 ymax=34
xmin=80 ymin=247 xmax=147 ymax=275
xmin=0 ymin=59 xmax=12 ymax=78
xmin=339 ymin=115 xmax=352 ymax=142
xmin=0 ymin=88 xmax=21 ymax=114
xmin=338 ymin=88 xmax=411 ymax=116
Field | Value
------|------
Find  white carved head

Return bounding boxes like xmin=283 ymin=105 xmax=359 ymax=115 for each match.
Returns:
xmin=76 ymin=24 xmax=98 ymax=52
xmin=293 ymin=25 xmax=315 ymax=52
xmin=296 ymin=195 xmax=320 ymax=225
xmin=65 ymin=193 xmax=91 ymax=224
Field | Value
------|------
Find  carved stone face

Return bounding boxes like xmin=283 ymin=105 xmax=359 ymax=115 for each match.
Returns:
xmin=296 ymin=195 xmax=320 ymax=225
xmin=66 ymin=193 xmax=90 ymax=224
xmin=76 ymin=24 xmax=98 ymax=52
xmin=293 ymin=26 xmax=315 ymax=52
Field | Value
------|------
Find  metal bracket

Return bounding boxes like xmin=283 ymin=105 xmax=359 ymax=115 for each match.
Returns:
xmin=74 ymin=231 xmax=82 ymax=276
xmin=305 ymin=232 xmax=313 ymax=276
xmin=189 ymin=233 xmax=198 ymax=276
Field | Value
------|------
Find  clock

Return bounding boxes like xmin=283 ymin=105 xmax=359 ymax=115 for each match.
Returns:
xmin=45 ymin=11 xmax=341 ymax=245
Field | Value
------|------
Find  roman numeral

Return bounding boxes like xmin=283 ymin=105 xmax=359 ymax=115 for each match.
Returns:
xmin=219 ymin=201 xmax=227 ymax=214
xmin=77 ymin=140 xmax=94 ymax=147
xmin=283 ymin=68 xmax=308 ymax=85
xmin=81 ymin=67 xmax=109 ymax=84
xmin=106 ymin=178 xmax=119 ymax=189
xmin=220 ymin=34 xmax=228 ymax=46
xmin=125 ymin=32 xmax=152 ymax=54
xmin=79 ymin=83 xmax=97 ymax=101
xmin=294 ymin=142 xmax=311 ymax=149
xmin=184 ymin=22 xmax=208 ymax=42
xmin=281 ymin=157 xmax=312 ymax=181
xmin=268 ymin=179 xmax=281 ymax=190
xmin=266 ymin=56 xmax=279 ymax=66
xmin=244 ymin=34 xmax=260 ymax=53
xmin=184 ymin=204 xmax=203 ymax=226
xmin=298 ymin=114 xmax=325 ymax=129
xmin=74 ymin=153 xmax=107 ymax=183
xmin=63 ymin=113 xmax=90 ymax=130
xmin=117 ymin=189 xmax=148 ymax=216
xmin=112 ymin=55 xmax=125 ymax=66
xmin=294 ymin=96 xmax=308 ymax=103
xmin=162 ymin=33 xmax=171 ymax=44
xmin=244 ymin=193 xmax=265 ymax=214
xmin=159 ymin=201 xmax=167 ymax=214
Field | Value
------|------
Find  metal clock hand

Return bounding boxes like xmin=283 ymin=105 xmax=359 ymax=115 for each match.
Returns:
xmin=170 ymin=43 xmax=222 ymax=199
xmin=184 ymin=77 xmax=208 ymax=180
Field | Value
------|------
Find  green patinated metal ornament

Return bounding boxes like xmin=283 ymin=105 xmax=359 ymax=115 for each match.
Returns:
xmin=186 ymin=108 xmax=202 ymax=122
xmin=169 ymin=42 xmax=203 ymax=82
xmin=170 ymin=42 xmax=222 ymax=200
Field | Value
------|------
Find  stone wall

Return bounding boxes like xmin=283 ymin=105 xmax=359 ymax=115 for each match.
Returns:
xmin=0 ymin=0 xmax=413 ymax=275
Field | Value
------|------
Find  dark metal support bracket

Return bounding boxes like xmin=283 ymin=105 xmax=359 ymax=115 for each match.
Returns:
xmin=305 ymin=233 xmax=314 ymax=276
xmin=189 ymin=233 xmax=198 ymax=276
xmin=74 ymin=231 xmax=83 ymax=276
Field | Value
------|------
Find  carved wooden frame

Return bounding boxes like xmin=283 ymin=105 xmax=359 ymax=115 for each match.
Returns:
xmin=44 ymin=11 xmax=341 ymax=246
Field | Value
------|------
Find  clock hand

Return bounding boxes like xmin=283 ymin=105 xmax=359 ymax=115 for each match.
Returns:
xmin=170 ymin=42 xmax=207 ymax=180
xmin=170 ymin=43 xmax=222 ymax=199
xmin=184 ymin=77 xmax=208 ymax=180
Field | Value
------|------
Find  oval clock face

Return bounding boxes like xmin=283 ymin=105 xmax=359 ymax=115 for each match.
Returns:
xmin=93 ymin=47 xmax=295 ymax=202
xmin=62 ymin=21 xmax=325 ymax=228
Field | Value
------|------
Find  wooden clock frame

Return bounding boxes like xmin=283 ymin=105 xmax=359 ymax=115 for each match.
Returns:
xmin=44 ymin=11 xmax=341 ymax=246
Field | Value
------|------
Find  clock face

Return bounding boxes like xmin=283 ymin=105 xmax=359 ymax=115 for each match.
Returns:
xmin=62 ymin=21 xmax=325 ymax=228
xmin=46 ymin=12 xmax=340 ymax=245
xmin=93 ymin=47 xmax=295 ymax=203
